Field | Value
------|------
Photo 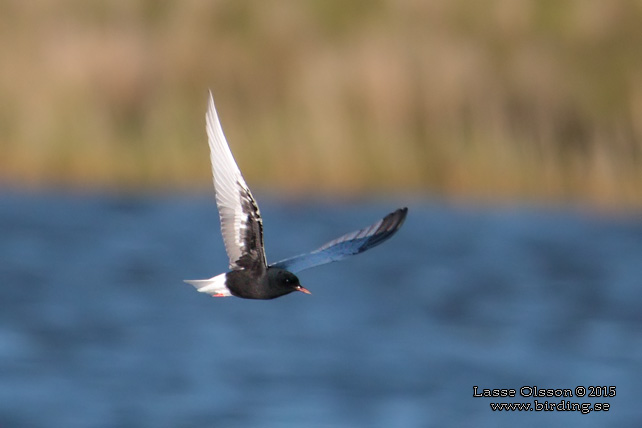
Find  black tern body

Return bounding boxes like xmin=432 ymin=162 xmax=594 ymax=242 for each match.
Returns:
xmin=185 ymin=92 xmax=407 ymax=300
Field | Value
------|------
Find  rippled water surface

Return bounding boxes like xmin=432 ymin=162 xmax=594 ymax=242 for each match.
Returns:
xmin=1 ymin=191 xmax=641 ymax=427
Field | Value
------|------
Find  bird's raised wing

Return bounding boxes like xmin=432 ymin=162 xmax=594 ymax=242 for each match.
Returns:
xmin=270 ymin=208 xmax=407 ymax=273
xmin=206 ymin=92 xmax=267 ymax=272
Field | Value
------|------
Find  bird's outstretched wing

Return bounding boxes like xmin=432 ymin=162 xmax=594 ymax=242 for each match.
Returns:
xmin=206 ymin=92 xmax=267 ymax=272
xmin=270 ymin=208 xmax=408 ymax=273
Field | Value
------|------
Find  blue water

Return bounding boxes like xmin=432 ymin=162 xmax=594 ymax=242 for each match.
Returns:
xmin=1 ymin=191 xmax=641 ymax=427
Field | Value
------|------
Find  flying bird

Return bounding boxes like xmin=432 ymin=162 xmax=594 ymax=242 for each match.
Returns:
xmin=184 ymin=92 xmax=408 ymax=299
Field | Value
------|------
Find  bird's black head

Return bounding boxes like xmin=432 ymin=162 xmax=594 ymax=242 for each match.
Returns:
xmin=267 ymin=268 xmax=311 ymax=297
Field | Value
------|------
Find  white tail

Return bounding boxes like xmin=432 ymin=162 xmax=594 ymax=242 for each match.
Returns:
xmin=184 ymin=273 xmax=232 ymax=297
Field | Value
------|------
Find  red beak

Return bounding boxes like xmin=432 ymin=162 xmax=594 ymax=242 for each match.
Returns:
xmin=297 ymin=285 xmax=312 ymax=295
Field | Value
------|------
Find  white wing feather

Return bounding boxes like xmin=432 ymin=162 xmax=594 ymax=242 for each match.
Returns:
xmin=206 ymin=92 xmax=267 ymax=270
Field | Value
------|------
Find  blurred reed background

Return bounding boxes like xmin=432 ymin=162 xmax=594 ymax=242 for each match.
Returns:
xmin=1 ymin=0 xmax=641 ymax=207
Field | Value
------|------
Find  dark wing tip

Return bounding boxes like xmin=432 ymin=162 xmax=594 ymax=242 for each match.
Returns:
xmin=390 ymin=207 xmax=408 ymax=225
xmin=358 ymin=207 xmax=408 ymax=251
xmin=379 ymin=207 xmax=407 ymax=232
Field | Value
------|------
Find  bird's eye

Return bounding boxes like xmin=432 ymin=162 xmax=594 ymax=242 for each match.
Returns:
xmin=285 ymin=278 xmax=290 ymax=283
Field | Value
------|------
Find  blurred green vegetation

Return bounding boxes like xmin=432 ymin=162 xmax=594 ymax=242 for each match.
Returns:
xmin=1 ymin=0 xmax=641 ymax=207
